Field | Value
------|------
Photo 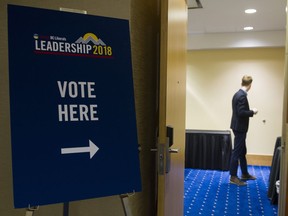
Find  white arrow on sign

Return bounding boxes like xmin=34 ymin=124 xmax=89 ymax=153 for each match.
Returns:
xmin=61 ymin=140 xmax=99 ymax=159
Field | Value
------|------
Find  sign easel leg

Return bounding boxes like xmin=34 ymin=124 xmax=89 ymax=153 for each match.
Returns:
xmin=63 ymin=202 xmax=69 ymax=216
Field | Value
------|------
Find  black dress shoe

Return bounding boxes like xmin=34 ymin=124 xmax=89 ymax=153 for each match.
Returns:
xmin=241 ymin=174 xmax=256 ymax=180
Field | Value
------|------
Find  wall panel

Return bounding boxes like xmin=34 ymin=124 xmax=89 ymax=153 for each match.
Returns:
xmin=0 ymin=0 xmax=159 ymax=215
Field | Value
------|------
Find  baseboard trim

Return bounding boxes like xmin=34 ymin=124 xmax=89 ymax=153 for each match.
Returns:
xmin=246 ymin=154 xmax=273 ymax=166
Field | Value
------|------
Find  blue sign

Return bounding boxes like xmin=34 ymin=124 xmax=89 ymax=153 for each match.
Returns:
xmin=8 ymin=5 xmax=141 ymax=208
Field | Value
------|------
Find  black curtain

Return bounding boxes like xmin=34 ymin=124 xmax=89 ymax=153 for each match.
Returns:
xmin=185 ymin=130 xmax=232 ymax=171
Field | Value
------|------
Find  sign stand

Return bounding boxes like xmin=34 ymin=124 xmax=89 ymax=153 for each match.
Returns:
xmin=120 ymin=191 xmax=135 ymax=216
xmin=63 ymin=202 xmax=69 ymax=216
xmin=25 ymin=206 xmax=39 ymax=216
xmin=61 ymin=192 xmax=135 ymax=216
xmin=22 ymin=193 xmax=135 ymax=216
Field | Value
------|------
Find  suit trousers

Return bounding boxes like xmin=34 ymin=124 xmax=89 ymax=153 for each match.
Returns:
xmin=230 ymin=130 xmax=249 ymax=176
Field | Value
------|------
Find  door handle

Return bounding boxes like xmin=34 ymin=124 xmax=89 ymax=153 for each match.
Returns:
xmin=151 ymin=143 xmax=178 ymax=175
xmin=169 ymin=148 xmax=179 ymax=153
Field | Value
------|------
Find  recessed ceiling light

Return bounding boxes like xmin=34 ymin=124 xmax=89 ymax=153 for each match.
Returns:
xmin=245 ymin=9 xmax=257 ymax=14
xmin=244 ymin=26 xmax=254 ymax=31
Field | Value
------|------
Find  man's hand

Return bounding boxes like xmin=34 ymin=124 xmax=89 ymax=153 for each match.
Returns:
xmin=252 ymin=108 xmax=258 ymax=115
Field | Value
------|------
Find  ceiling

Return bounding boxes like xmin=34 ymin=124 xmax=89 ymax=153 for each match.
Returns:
xmin=187 ymin=0 xmax=287 ymax=49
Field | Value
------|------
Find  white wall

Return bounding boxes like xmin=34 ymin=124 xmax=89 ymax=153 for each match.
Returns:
xmin=186 ymin=48 xmax=285 ymax=155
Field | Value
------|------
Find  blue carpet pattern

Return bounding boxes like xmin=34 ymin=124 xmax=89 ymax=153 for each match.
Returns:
xmin=184 ymin=165 xmax=278 ymax=216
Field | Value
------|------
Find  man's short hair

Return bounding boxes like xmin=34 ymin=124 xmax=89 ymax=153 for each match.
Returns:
xmin=241 ymin=75 xmax=253 ymax=86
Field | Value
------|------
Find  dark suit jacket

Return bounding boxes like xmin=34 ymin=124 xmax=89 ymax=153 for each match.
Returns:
xmin=230 ymin=89 xmax=254 ymax=132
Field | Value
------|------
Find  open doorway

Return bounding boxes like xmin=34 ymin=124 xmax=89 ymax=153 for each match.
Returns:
xmin=185 ymin=1 xmax=287 ymax=214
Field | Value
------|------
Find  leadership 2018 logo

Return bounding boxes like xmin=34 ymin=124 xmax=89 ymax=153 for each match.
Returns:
xmin=34 ymin=32 xmax=113 ymax=58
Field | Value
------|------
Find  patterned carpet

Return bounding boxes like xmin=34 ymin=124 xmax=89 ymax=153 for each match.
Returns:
xmin=184 ymin=165 xmax=278 ymax=216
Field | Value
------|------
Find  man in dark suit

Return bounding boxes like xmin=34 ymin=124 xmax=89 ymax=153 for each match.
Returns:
xmin=230 ymin=75 xmax=258 ymax=186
